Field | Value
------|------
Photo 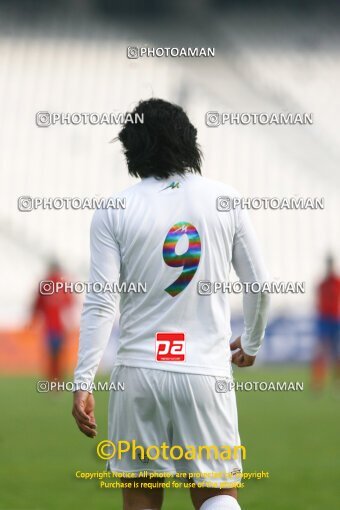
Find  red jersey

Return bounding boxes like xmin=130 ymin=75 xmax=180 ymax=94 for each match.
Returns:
xmin=317 ymin=274 xmax=340 ymax=320
xmin=34 ymin=271 xmax=73 ymax=333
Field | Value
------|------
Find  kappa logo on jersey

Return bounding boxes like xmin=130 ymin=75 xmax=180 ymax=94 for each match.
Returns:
xmin=160 ymin=181 xmax=181 ymax=191
xmin=231 ymin=468 xmax=242 ymax=477
xmin=155 ymin=332 xmax=185 ymax=361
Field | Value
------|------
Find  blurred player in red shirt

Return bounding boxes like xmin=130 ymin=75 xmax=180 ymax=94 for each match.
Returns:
xmin=32 ymin=261 xmax=74 ymax=381
xmin=312 ymin=255 xmax=340 ymax=390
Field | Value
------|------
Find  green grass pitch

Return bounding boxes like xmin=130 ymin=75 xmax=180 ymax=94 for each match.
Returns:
xmin=0 ymin=367 xmax=339 ymax=509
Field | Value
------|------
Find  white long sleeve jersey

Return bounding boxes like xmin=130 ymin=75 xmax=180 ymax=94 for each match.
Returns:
xmin=74 ymin=173 xmax=269 ymax=387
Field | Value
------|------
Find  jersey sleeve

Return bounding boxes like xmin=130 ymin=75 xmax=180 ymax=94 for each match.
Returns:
xmin=73 ymin=208 xmax=120 ymax=390
xmin=231 ymin=206 xmax=270 ymax=356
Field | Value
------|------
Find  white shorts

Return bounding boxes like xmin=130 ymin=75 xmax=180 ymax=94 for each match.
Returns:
xmin=107 ymin=366 xmax=242 ymax=486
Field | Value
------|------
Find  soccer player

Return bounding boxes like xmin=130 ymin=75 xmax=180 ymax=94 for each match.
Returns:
xmin=32 ymin=261 xmax=74 ymax=381
xmin=312 ymin=255 xmax=340 ymax=390
xmin=72 ymin=99 xmax=270 ymax=510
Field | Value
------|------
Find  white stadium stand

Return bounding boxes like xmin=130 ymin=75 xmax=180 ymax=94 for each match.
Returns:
xmin=0 ymin=11 xmax=339 ymax=365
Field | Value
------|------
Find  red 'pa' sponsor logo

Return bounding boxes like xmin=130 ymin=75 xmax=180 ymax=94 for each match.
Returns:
xmin=155 ymin=332 xmax=185 ymax=362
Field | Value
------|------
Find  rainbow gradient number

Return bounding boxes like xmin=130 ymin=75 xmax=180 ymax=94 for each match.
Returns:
xmin=163 ymin=221 xmax=201 ymax=297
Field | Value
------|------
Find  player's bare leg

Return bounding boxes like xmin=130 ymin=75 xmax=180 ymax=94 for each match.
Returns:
xmin=122 ymin=478 xmax=164 ymax=510
xmin=190 ymin=488 xmax=239 ymax=510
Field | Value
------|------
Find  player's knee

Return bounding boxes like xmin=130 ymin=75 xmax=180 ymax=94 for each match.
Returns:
xmin=191 ymin=489 xmax=239 ymax=510
xmin=198 ymin=494 xmax=241 ymax=510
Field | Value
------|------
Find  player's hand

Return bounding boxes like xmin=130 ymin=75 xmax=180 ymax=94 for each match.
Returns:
xmin=230 ymin=336 xmax=256 ymax=367
xmin=72 ymin=390 xmax=97 ymax=438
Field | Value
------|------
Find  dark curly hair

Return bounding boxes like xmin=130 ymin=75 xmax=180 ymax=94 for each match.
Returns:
xmin=118 ymin=98 xmax=202 ymax=179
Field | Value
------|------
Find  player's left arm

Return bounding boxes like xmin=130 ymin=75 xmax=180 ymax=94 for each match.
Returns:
xmin=231 ymin=206 xmax=270 ymax=367
xmin=72 ymin=207 xmax=120 ymax=437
